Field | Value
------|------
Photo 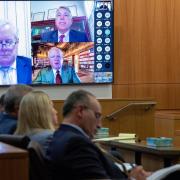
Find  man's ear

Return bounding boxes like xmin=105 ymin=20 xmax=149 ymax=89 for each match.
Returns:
xmin=70 ymin=19 xmax=73 ymax=26
xmin=76 ymin=105 xmax=84 ymax=119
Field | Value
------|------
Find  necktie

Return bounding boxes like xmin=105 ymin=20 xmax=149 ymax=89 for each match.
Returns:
xmin=56 ymin=70 xmax=62 ymax=84
xmin=59 ymin=34 xmax=65 ymax=42
xmin=1 ymin=68 xmax=10 ymax=84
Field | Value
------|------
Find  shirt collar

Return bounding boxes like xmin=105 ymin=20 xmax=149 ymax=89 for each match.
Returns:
xmin=58 ymin=30 xmax=70 ymax=42
xmin=52 ymin=68 xmax=61 ymax=75
xmin=11 ymin=59 xmax=16 ymax=70
xmin=0 ymin=59 xmax=16 ymax=70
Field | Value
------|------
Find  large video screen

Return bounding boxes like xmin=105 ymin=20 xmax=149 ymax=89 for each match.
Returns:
xmin=0 ymin=0 xmax=113 ymax=85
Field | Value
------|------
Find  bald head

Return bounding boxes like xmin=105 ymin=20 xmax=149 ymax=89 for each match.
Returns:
xmin=48 ymin=47 xmax=63 ymax=70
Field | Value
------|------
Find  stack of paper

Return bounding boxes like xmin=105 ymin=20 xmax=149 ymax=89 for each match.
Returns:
xmin=118 ymin=133 xmax=136 ymax=143
xmin=94 ymin=133 xmax=137 ymax=143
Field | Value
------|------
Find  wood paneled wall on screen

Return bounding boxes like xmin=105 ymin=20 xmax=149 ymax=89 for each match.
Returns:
xmin=113 ymin=0 xmax=180 ymax=109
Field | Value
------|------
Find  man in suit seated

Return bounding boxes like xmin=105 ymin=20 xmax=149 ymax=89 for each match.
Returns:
xmin=47 ymin=90 xmax=151 ymax=179
xmin=0 ymin=20 xmax=32 ymax=85
xmin=41 ymin=6 xmax=89 ymax=43
xmin=0 ymin=85 xmax=33 ymax=134
xmin=33 ymin=47 xmax=81 ymax=84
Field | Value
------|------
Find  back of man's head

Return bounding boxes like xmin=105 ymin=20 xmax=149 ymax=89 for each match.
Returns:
xmin=4 ymin=85 xmax=33 ymax=115
xmin=62 ymin=89 xmax=95 ymax=118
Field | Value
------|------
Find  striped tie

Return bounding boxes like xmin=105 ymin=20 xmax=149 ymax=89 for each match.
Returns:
xmin=59 ymin=34 xmax=65 ymax=42
xmin=56 ymin=70 xmax=62 ymax=84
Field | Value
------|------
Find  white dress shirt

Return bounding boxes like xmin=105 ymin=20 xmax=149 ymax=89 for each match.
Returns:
xmin=0 ymin=60 xmax=17 ymax=85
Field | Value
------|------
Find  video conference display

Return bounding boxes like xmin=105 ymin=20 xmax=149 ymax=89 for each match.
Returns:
xmin=0 ymin=0 xmax=113 ymax=86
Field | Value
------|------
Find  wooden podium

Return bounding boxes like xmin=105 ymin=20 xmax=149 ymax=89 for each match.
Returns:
xmin=155 ymin=110 xmax=180 ymax=146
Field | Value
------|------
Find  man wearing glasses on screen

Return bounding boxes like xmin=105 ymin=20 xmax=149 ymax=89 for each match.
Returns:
xmin=33 ymin=47 xmax=80 ymax=84
xmin=0 ymin=20 xmax=32 ymax=85
xmin=41 ymin=6 xmax=88 ymax=43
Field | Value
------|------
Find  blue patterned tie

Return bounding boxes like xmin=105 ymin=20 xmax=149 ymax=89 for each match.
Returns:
xmin=1 ymin=68 xmax=10 ymax=84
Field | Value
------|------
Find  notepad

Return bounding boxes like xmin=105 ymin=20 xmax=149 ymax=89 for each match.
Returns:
xmin=94 ymin=133 xmax=137 ymax=142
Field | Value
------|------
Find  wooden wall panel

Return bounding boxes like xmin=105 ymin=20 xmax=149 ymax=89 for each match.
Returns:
xmin=53 ymin=99 xmax=156 ymax=140
xmin=113 ymin=0 xmax=180 ymax=109
xmin=113 ymin=84 xmax=180 ymax=109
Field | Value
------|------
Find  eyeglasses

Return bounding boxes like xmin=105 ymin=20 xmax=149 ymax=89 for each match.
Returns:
xmin=73 ymin=105 xmax=102 ymax=120
xmin=0 ymin=40 xmax=17 ymax=49
xmin=83 ymin=105 xmax=102 ymax=120
xmin=56 ymin=12 xmax=72 ymax=18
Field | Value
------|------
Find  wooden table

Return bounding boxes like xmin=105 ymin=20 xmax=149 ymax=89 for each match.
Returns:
xmin=100 ymin=141 xmax=180 ymax=171
xmin=0 ymin=142 xmax=28 ymax=180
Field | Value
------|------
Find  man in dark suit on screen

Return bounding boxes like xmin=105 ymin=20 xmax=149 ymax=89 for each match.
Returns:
xmin=0 ymin=20 xmax=32 ymax=85
xmin=41 ymin=6 xmax=88 ymax=43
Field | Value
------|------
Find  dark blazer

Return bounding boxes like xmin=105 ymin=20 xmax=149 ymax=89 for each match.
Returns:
xmin=0 ymin=112 xmax=17 ymax=134
xmin=16 ymin=56 xmax=32 ymax=84
xmin=41 ymin=29 xmax=89 ymax=42
xmin=46 ymin=124 xmax=127 ymax=180
xmin=33 ymin=66 xmax=80 ymax=84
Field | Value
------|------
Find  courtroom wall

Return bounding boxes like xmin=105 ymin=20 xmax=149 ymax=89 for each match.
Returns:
xmin=113 ymin=0 xmax=180 ymax=109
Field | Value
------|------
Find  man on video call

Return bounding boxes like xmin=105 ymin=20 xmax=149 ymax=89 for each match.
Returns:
xmin=41 ymin=6 xmax=89 ymax=42
xmin=33 ymin=47 xmax=80 ymax=84
xmin=0 ymin=20 xmax=32 ymax=85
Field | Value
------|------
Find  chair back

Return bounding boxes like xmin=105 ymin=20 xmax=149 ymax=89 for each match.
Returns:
xmin=28 ymin=141 xmax=52 ymax=180
xmin=0 ymin=134 xmax=30 ymax=149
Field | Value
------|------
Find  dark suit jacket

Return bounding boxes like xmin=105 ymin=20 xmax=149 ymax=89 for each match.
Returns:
xmin=33 ymin=66 xmax=80 ymax=84
xmin=46 ymin=124 xmax=127 ymax=180
xmin=16 ymin=56 xmax=32 ymax=84
xmin=0 ymin=112 xmax=17 ymax=134
xmin=41 ymin=29 xmax=88 ymax=42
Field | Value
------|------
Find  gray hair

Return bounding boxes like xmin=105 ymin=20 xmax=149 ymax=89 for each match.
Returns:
xmin=48 ymin=47 xmax=63 ymax=58
xmin=56 ymin=6 xmax=72 ymax=18
xmin=62 ymin=89 xmax=95 ymax=117
xmin=0 ymin=20 xmax=19 ymax=41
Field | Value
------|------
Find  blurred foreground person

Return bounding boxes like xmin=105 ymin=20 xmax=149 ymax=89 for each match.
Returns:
xmin=47 ymin=89 xmax=151 ymax=180
xmin=0 ymin=85 xmax=33 ymax=134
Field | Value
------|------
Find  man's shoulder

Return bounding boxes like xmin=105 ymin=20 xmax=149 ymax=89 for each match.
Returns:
xmin=42 ymin=30 xmax=56 ymax=36
xmin=39 ymin=67 xmax=53 ymax=73
xmin=0 ymin=113 xmax=17 ymax=134
xmin=0 ymin=113 xmax=17 ymax=121
xmin=69 ymin=29 xmax=88 ymax=42
xmin=54 ymin=126 xmax=88 ymax=141
xmin=16 ymin=55 xmax=31 ymax=62
xmin=16 ymin=56 xmax=31 ymax=66
xmin=41 ymin=30 xmax=57 ymax=41
xmin=70 ymin=29 xmax=86 ymax=36
xmin=62 ymin=65 xmax=73 ymax=72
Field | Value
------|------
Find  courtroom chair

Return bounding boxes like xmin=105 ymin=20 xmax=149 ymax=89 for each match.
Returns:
xmin=28 ymin=141 xmax=52 ymax=180
xmin=0 ymin=134 xmax=30 ymax=149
